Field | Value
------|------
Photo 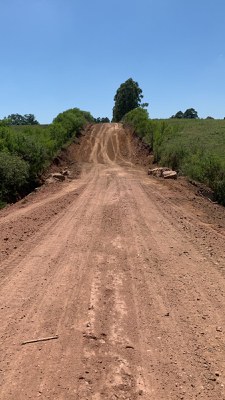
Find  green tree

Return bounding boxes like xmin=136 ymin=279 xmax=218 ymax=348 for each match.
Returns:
xmin=24 ymin=114 xmax=39 ymax=125
xmin=94 ymin=117 xmax=110 ymax=123
xmin=112 ymin=78 xmax=147 ymax=122
xmin=7 ymin=113 xmax=39 ymax=125
xmin=172 ymin=111 xmax=184 ymax=119
xmin=183 ymin=108 xmax=198 ymax=119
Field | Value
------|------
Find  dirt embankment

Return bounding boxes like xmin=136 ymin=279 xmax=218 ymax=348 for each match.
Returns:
xmin=1 ymin=123 xmax=225 ymax=399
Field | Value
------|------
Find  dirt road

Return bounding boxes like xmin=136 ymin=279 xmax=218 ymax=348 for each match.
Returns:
xmin=1 ymin=123 xmax=225 ymax=399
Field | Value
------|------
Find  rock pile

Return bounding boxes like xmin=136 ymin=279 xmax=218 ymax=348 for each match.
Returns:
xmin=148 ymin=167 xmax=177 ymax=180
xmin=45 ymin=169 xmax=72 ymax=184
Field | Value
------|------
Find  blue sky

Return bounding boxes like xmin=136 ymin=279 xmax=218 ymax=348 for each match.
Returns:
xmin=1 ymin=0 xmax=225 ymax=123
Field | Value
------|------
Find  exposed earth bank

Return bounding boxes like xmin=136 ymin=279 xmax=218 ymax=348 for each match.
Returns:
xmin=1 ymin=123 xmax=225 ymax=399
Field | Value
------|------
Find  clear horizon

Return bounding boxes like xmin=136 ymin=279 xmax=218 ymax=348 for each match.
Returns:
xmin=1 ymin=0 xmax=225 ymax=123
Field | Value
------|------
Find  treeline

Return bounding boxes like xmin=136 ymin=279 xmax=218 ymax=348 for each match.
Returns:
xmin=0 ymin=108 xmax=94 ymax=206
xmin=170 ymin=108 xmax=198 ymax=119
xmin=94 ymin=117 xmax=110 ymax=123
xmin=3 ymin=113 xmax=39 ymax=125
xmin=123 ymin=108 xmax=225 ymax=206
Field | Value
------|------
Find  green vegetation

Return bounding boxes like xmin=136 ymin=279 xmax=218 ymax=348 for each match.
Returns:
xmin=171 ymin=108 xmax=199 ymax=119
xmin=94 ymin=117 xmax=110 ymax=123
xmin=123 ymin=110 xmax=225 ymax=205
xmin=123 ymin=108 xmax=155 ymax=149
xmin=4 ymin=113 xmax=39 ymax=125
xmin=112 ymin=78 xmax=148 ymax=122
xmin=0 ymin=108 xmax=93 ymax=204
xmin=0 ymin=152 xmax=29 ymax=204
xmin=159 ymin=119 xmax=225 ymax=204
xmin=1 ymin=90 xmax=225 ymax=208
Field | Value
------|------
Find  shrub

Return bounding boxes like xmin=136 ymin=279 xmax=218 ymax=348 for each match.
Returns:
xmin=152 ymin=122 xmax=180 ymax=163
xmin=0 ymin=152 xmax=29 ymax=201
xmin=123 ymin=108 xmax=154 ymax=149
xmin=53 ymin=108 xmax=91 ymax=137
xmin=159 ymin=143 xmax=187 ymax=171
xmin=214 ymin=178 xmax=225 ymax=205
xmin=0 ymin=107 xmax=93 ymax=205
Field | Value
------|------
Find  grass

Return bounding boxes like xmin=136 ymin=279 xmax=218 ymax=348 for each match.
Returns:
xmin=155 ymin=118 xmax=225 ymax=205
xmin=160 ymin=119 xmax=225 ymax=168
xmin=123 ymin=108 xmax=225 ymax=205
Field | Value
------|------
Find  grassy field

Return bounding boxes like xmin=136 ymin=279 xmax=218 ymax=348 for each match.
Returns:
xmin=123 ymin=108 xmax=225 ymax=205
xmin=153 ymin=119 xmax=225 ymax=204
xmin=160 ymin=119 xmax=225 ymax=167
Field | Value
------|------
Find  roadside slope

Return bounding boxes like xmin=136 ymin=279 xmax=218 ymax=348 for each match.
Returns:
xmin=0 ymin=123 xmax=225 ymax=399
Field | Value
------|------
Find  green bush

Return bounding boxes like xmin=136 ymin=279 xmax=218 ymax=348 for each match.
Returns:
xmin=53 ymin=108 xmax=92 ymax=137
xmin=188 ymin=152 xmax=225 ymax=204
xmin=0 ymin=152 xmax=29 ymax=200
xmin=123 ymin=108 xmax=154 ymax=149
xmin=160 ymin=143 xmax=187 ymax=171
xmin=0 ymin=107 xmax=93 ymax=204
xmin=48 ymin=123 xmax=68 ymax=149
xmin=13 ymin=134 xmax=49 ymax=179
xmin=214 ymin=178 xmax=225 ymax=205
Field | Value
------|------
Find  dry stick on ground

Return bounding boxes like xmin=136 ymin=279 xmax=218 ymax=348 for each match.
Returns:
xmin=21 ymin=335 xmax=59 ymax=345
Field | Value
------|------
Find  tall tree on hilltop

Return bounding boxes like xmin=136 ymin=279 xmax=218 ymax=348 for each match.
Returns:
xmin=112 ymin=78 xmax=147 ymax=122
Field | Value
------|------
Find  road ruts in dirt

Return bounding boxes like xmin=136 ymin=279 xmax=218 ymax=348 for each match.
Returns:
xmin=76 ymin=174 xmax=149 ymax=399
xmin=117 ymin=176 xmax=225 ymax=399
xmin=0 ymin=169 xmax=109 ymax=399
xmin=1 ymin=123 xmax=225 ymax=399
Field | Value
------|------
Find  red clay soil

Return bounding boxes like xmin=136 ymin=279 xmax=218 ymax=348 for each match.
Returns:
xmin=1 ymin=123 xmax=225 ymax=399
